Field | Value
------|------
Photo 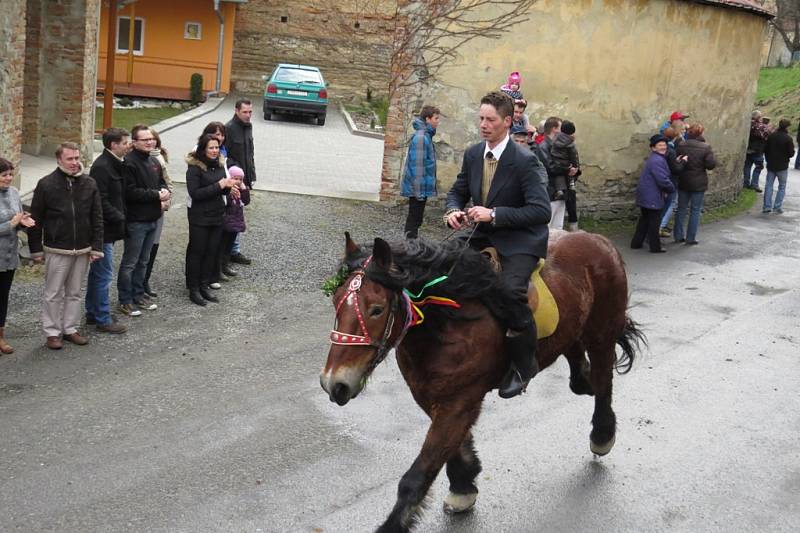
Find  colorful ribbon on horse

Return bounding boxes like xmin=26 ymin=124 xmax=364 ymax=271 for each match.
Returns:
xmin=402 ymin=276 xmax=461 ymax=328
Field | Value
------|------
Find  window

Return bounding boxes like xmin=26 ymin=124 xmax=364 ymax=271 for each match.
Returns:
xmin=184 ymin=21 xmax=202 ymax=40
xmin=116 ymin=16 xmax=144 ymax=55
xmin=275 ymin=68 xmax=322 ymax=84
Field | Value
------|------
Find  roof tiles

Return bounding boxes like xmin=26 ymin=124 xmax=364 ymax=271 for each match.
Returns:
xmin=685 ymin=0 xmax=775 ymax=18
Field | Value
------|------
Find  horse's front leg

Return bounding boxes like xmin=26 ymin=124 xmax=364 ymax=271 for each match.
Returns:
xmin=376 ymin=407 xmax=479 ymax=533
xmin=443 ymin=431 xmax=481 ymax=514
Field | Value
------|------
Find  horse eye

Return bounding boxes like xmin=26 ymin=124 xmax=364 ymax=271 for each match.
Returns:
xmin=369 ymin=306 xmax=385 ymax=317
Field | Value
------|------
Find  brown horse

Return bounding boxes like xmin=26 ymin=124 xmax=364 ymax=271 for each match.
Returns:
xmin=320 ymin=230 xmax=644 ymax=533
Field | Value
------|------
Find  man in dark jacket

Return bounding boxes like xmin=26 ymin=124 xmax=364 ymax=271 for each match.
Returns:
xmin=446 ymin=91 xmax=551 ymax=399
xmin=29 ymin=143 xmax=104 ymax=350
xmin=744 ymin=110 xmax=769 ymax=192
xmin=86 ymin=128 xmax=130 ymax=333
xmin=762 ymin=118 xmax=795 ymax=214
xmin=225 ymin=98 xmax=256 ymax=265
xmin=119 ymin=125 xmax=170 ymax=316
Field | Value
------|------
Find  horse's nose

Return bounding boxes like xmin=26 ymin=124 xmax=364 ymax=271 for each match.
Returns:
xmin=330 ymin=382 xmax=351 ymax=406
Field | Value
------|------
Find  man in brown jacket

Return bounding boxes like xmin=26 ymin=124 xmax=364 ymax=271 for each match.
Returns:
xmin=29 ymin=143 xmax=104 ymax=349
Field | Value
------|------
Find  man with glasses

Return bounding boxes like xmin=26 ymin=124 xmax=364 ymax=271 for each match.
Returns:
xmin=118 ymin=124 xmax=170 ymax=316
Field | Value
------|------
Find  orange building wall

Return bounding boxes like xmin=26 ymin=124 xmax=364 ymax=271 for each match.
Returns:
xmin=98 ymin=0 xmax=236 ymax=94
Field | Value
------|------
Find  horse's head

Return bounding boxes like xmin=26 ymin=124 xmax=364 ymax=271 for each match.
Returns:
xmin=320 ymin=233 xmax=406 ymax=406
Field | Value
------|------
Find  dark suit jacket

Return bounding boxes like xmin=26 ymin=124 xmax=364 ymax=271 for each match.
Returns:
xmin=89 ymin=150 xmax=127 ymax=243
xmin=446 ymin=140 xmax=551 ymax=258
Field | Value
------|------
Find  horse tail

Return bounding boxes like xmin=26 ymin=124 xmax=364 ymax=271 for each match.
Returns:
xmin=615 ymin=315 xmax=646 ymax=374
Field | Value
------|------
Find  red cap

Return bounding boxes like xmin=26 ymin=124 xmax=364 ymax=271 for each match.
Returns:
xmin=670 ymin=111 xmax=689 ymax=121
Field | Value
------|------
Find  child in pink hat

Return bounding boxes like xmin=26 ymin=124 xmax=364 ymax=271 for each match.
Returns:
xmin=500 ymin=71 xmax=523 ymax=100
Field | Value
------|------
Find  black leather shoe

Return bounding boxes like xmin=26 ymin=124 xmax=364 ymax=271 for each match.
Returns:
xmin=189 ymin=290 xmax=207 ymax=306
xmin=199 ymin=286 xmax=219 ymax=303
xmin=498 ymin=322 xmax=539 ymax=399
xmin=222 ymin=265 xmax=238 ymax=277
xmin=230 ymin=252 xmax=252 ymax=265
xmin=144 ymin=282 xmax=158 ymax=298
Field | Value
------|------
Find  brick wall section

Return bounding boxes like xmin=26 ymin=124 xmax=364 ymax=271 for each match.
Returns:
xmin=231 ymin=1 xmax=394 ymax=99
xmin=22 ymin=0 xmax=100 ymax=161
xmin=22 ymin=0 xmax=42 ymax=154
xmin=0 ymin=0 xmax=28 ymax=187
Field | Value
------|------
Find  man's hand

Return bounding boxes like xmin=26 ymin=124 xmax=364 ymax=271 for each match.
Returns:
xmin=32 ymin=256 xmax=44 ymax=265
xmin=89 ymin=255 xmax=100 ymax=263
xmin=466 ymin=206 xmax=493 ymax=223
xmin=158 ymin=188 xmax=170 ymax=201
xmin=19 ymin=212 xmax=35 ymax=228
xmin=568 ymin=166 xmax=579 ymax=177
xmin=446 ymin=210 xmax=467 ymax=229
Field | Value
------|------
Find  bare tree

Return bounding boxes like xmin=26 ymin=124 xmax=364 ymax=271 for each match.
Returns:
xmin=772 ymin=0 xmax=800 ymax=58
xmin=311 ymin=0 xmax=538 ymax=97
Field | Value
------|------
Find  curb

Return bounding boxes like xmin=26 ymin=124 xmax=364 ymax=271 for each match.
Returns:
xmin=150 ymin=96 xmax=227 ymax=134
xmin=338 ymin=102 xmax=385 ymax=141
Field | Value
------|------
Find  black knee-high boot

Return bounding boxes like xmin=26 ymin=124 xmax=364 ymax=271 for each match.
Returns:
xmin=144 ymin=243 xmax=159 ymax=298
xmin=498 ymin=320 xmax=539 ymax=399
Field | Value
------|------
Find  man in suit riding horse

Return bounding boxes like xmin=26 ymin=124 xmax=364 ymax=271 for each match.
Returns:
xmin=444 ymin=91 xmax=552 ymax=398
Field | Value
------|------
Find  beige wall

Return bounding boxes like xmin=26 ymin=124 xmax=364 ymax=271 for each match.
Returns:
xmin=384 ymin=0 xmax=769 ymax=218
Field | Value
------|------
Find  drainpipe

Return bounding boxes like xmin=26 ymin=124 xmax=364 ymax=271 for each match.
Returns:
xmin=213 ymin=0 xmax=224 ymax=94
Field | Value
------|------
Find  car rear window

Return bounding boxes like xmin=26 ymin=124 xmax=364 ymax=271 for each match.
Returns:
xmin=275 ymin=68 xmax=323 ymax=84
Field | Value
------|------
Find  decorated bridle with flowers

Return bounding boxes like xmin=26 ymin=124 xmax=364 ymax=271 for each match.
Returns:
xmin=327 ymin=256 xmax=460 ymax=370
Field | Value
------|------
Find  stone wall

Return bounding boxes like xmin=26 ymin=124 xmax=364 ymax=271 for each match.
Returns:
xmin=22 ymin=0 xmax=101 ymax=160
xmin=230 ymin=1 xmax=394 ymax=99
xmin=382 ymin=0 xmax=769 ymax=218
xmin=0 ymin=0 xmax=28 ymax=186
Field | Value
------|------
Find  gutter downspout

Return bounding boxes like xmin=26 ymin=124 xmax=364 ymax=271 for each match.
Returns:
xmin=213 ymin=0 xmax=224 ymax=94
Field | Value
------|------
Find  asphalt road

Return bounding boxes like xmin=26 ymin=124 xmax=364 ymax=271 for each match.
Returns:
xmin=1 ymin=184 xmax=798 ymax=532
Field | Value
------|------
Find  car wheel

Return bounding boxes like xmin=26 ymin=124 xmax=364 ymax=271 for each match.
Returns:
xmin=317 ymin=115 xmax=326 ymax=126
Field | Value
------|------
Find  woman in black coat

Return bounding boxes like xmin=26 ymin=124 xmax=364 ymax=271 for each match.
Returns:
xmin=185 ymin=134 xmax=236 ymax=306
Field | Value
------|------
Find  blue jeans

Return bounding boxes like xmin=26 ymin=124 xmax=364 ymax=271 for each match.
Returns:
xmin=763 ymin=169 xmax=788 ymax=211
xmin=231 ymin=232 xmax=241 ymax=254
xmin=118 ymin=221 xmax=157 ymax=304
xmin=743 ymin=153 xmax=764 ymax=188
xmin=659 ymin=189 xmax=677 ymax=229
xmin=674 ymin=190 xmax=705 ymax=242
xmin=85 ymin=243 xmax=115 ymax=325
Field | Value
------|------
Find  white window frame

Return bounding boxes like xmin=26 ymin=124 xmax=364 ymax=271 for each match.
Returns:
xmin=116 ymin=16 xmax=145 ymax=56
xmin=184 ymin=21 xmax=202 ymax=40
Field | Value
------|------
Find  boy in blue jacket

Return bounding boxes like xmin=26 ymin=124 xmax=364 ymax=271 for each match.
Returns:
xmin=401 ymin=105 xmax=440 ymax=238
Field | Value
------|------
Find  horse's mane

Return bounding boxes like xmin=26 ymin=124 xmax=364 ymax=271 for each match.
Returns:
xmin=342 ymin=238 xmax=516 ymax=335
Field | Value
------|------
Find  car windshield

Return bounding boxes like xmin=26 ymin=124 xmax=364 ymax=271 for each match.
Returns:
xmin=275 ymin=68 xmax=322 ymax=84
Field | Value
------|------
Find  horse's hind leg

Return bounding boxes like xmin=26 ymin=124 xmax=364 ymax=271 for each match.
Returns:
xmin=377 ymin=407 xmax=479 ymax=533
xmin=443 ymin=431 xmax=481 ymax=514
xmin=588 ymin=343 xmax=616 ymax=456
xmin=565 ymin=341 xmax=594 ymax=396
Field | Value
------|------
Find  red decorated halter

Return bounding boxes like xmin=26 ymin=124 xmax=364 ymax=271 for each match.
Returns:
xmin=329 ymin=256 xmax=408 ymax=371
xmin=331 ymin=257 xmax=376 ymax=346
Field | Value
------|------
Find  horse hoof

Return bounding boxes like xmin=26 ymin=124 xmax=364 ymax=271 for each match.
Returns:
xmin=590 ymin=435 xmax=616 ymax=456
xmin=443 ymin=492 xmax=477 ymax=514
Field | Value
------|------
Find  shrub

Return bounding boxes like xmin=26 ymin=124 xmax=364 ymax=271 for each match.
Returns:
xmin=190 ymin=73 xmax=204 ymax=105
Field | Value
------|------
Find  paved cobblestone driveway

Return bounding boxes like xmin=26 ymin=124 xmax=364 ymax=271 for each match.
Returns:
xmin=159 ymin=96 xmax=383 ymax=201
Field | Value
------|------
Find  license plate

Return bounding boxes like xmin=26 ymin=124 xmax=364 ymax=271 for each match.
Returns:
xmin=287 ymin=90 xmax=307 ymax=96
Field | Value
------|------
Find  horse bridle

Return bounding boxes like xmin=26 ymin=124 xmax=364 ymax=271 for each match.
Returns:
xmin=329 ymin=256 xmax=410 ymax=372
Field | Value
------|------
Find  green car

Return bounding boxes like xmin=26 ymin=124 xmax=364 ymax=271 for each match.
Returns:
xmin=262 ymin=64 xmax=328 ymax=126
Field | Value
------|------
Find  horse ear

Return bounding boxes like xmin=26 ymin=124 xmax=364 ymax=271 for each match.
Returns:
xmin=372 ymin=238 xmax=393 ymax=270
xmin=345 ymin=232 xmax=361 ymax=257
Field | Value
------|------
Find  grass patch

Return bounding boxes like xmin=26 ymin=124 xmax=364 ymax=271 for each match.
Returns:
xmin=701 ymin=187 xmax=757 ymax=224
xmin=579 ymin=188 xmax=757 ymax=238
xmin=756 ymin=66 xmax=800 ymax=103
xmin=345 ymin=96 xmax=388 ymax=128
xmin=94 ymin=106 xmax=186 ymax=132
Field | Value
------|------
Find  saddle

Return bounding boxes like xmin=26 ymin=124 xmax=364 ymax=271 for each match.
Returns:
xmin=481 ymin=248 xmax=560 ymax=339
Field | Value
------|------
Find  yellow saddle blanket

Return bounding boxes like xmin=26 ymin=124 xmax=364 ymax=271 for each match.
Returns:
xmin=481 ymin=250 xmax=559 ymax=339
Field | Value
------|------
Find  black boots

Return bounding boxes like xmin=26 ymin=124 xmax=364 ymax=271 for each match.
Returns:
xmin=189 ymin=289 xmax=207 ymax=306
xmin=144 ymin=243 xmax=159 ymax=298
xmin=199 ymin=285 xmax=219 ymax=303
xmin=498 ymin=321 xmax=539 ymax=399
